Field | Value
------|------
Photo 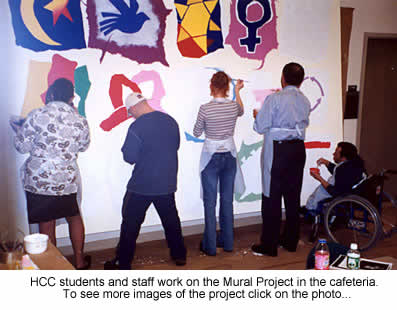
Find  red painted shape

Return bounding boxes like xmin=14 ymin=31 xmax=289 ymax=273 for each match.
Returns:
xmin=100 ymin=74 xmax=142 ymax=131
xmin=40 ymin=54 xmax=78 ymax=103
xmin=178 ymin=38 xmax=207 ymax=58
xmin=305 ymin=141 xmax=331 ymax=149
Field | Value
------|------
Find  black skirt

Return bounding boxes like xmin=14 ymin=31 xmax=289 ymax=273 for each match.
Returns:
xmin=25 ymin=191 xmax=80 ymax=224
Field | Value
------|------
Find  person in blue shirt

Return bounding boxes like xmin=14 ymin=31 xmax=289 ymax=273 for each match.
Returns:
xmin=106 ymin=92 xmax=186 ymax=270
xmin=252 ymin=62 xmax=311 ymax=257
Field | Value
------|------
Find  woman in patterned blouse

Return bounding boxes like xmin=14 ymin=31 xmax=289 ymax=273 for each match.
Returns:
xmin=14 ymin=78 xmax=91 ymax=269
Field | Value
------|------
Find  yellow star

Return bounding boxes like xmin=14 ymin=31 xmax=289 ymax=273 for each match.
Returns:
xmin=44 ymin=0 xmax=73 ymax=25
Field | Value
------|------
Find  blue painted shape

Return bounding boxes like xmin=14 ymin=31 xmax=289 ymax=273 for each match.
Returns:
xmin=185 ymin=132 xmax=204 ymax=143
xmin=100 ymin=0 xmax=150 ymax=36
xmin=8 ymin=0 xmax=86 ymax=51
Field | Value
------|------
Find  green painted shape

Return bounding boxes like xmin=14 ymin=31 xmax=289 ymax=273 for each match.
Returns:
xmin=237 ymin=140 xmax=263 ymax=166
xmin=74 ymin=66 xmax=91 ymax=117
xmin=235 ymin=192 xmax=262 ymax=203
xmin=235 ymin=140 xmax=263 ymax=202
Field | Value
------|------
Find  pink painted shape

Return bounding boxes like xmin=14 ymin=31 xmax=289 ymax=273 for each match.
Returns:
xmin=40 ymin=54 xmax=78 ymax=103
xmin=253 ymin=88 xmax=280 ymax=107
xmin=131 ymin=70 xmax=166 ymax=113
xmin=225 ymin=0 xmax=278 ymax=65
xmin=247 ymin=2 xmax=264 ymax=22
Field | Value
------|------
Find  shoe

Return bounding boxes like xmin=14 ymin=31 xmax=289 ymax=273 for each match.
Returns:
xmin=298 ymin=206 xmax=308 ymax=216
xmin=104 ymin=257 xmax=119 ymax=270
xmin=279 ymin=239 xmax=297 ymax=252
xmin=251 ymin=244 xmax=277 ymax=257
xmin=76 ymin=255 xmax=91 ymax=270
xmin=199 ymin=242 xmax=216 ymax=256
xmin=172 ymin=257 xmax=186 ymax=266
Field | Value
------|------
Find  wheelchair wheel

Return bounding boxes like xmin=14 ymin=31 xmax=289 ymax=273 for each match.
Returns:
xmin=324 ymin=195 xmax=382 ymax=251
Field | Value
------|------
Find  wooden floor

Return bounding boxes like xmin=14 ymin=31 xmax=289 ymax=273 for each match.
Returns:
xmin=67 ymin=214 xmax=397 ymax=270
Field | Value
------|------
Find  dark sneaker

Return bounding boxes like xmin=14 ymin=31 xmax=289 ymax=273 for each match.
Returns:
xmin=251 ymin=244 xmax=277 ymax=257
xmin=104 ymin=257 xmax=119 ymax=270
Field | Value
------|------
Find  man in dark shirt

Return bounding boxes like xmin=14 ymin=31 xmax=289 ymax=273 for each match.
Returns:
xmin=306 ymin=142 xmax=366 ymax=212
xmin=109 ymin=92 xmax=186 ymax=270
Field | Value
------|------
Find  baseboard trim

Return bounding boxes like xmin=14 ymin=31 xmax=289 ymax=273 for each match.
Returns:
xmin=58 ymin=211 xmax=262 ymax=256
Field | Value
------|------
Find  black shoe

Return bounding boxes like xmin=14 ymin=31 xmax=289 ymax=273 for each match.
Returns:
xmin=76 ymin=255 xmax=91 ymax=270
xmin=279 ymin=242 xmax=297 ymax=252
xmin=104 ymin=257 xmax=119 ymax=270
xmin=299 ymin=206 xmax=308 ymax=216
xmin=172 ymin=257 xmax=187 ymax=266
xmin=199 ymin=242 xmax=216 ymax=256
xmin=251 ymin=244 xmax=277 ymax=257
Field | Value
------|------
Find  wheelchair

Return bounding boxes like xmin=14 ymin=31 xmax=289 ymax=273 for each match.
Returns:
xmin=307 ymin=169 xmax=397 ymax=251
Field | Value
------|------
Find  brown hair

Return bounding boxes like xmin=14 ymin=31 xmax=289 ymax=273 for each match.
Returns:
xmin=210 ymin=71 xmax=230 ymax=97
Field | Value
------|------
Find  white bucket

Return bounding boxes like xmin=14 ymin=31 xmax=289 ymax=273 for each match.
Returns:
xmin=24 ymin=234 xmax=48 ymax=255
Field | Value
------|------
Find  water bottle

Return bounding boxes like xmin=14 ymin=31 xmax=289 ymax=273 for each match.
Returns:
xmin=314 ymin=239 xmax=330 ymax=270
xmin=347 ymin=243 xmax=360 ymax=270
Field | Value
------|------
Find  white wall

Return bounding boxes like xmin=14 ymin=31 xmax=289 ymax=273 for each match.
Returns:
xmin=0 ymin=1 xmax=29 ymax=237
xmin=2 ymin=0 xmax=343 ymax=242
xmin=341 ymin=0 xmax=397 ymax=143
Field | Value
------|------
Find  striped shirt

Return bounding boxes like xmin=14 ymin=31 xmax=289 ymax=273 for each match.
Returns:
xmin=193 ymin=98 xmax=244 ymax=151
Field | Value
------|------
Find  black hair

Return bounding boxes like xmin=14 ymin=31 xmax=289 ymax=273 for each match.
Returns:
xmin=337 ymin=142 xmax=359 ymax=160
xmin=45 ymin=78 xmax=74 ymax=105
xmin=282 ymin=62 xmax=305 ymax=86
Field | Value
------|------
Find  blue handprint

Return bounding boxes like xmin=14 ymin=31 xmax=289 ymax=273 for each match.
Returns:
xmin=99 ymin=0 xmax=150 ymax=36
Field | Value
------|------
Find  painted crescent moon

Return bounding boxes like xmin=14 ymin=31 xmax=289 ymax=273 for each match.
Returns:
xmin=20 ymin=0 xmax=61 ymax=46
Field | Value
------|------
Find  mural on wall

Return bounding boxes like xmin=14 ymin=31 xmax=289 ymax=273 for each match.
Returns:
xmin=74 ymin=66 xmax=92 ymax=118
xmin=20 ymin=54 xmax=90 ymax=118
xmin=130 ymin=70 xmax=166 ymax=113
xmin=174 ymin=0 xmax=223 ymax=58
xmin=100 ymin=74 xmax=142 ymax=131
xmin=8 ymin=0 xmax=86 ymax=51
xmin=87 ymin=0 xmax=171 ymax=65
xmin=6 ymin=0 xmax=343 ymax=234
xmin=225 ymin=0 xmax=278 ymax=67
xmin=40 ymin=54 xmax=78 ymax=102
xmin=100 ymin=70 xmax=166 ymax=131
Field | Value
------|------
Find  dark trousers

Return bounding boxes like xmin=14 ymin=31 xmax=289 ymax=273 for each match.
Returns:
xmin=118 ymin=191 xmax=186 ymax=270
xmin=260 ymin=140 xmax=306 ymax=254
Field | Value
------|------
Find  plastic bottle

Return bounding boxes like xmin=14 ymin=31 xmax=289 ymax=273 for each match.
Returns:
xmin=347 ymin=243 xmax=360 ymax=270
xmin=314 ymin=239 xmax=330 ymax=270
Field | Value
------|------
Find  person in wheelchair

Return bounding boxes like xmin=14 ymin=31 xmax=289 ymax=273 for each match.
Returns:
xmin=304 ymin=142 xmax=366 ymax=216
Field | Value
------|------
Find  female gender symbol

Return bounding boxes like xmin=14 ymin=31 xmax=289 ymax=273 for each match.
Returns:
xmin=237 ymin=0 xmax=272 ymax=53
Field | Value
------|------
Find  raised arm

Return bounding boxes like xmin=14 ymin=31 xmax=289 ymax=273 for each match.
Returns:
xmin=235 ymin=79 xmax=244 ymax=116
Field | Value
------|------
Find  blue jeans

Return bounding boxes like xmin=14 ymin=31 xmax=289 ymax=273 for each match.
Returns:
xmin=201 ymin=152 xmax=237 ymax=255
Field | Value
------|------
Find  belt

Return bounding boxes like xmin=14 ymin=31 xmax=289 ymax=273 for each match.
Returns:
xmin=273 ymin=139 xmax=302 ymax=144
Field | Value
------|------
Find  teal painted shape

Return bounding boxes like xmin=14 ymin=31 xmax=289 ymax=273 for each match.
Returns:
xmin=235 ymin=192 xmax=262 ymax=203
xmin=235 ymin=140 xmax=263 ymax=202
xmin=237 ymin=140 xmax=262 ymax=165
xmin=74 ymin=66 xmax=91 ymax=117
